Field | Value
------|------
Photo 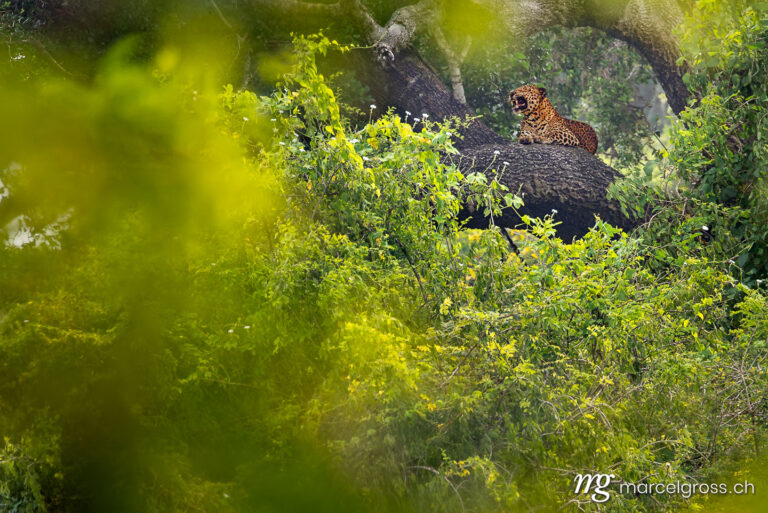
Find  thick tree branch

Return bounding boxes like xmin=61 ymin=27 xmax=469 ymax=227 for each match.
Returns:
xmin=450 ymin=144 xmax=638 ymax=239
xmin=358 ymin=49 xmax=506 ymax=148
xmin=590 ymin=0 xmax=690 ymax=115
xmin=373 ymin=0 xmax=437 ymax=62
xmin=358 ymin=48 xmax=640 ymax=239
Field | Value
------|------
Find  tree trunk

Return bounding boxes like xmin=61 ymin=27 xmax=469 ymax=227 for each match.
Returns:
xmin=361 ymin=50 xmax=506 ymax=149
xmin=451 ymin=144 xmax=633 ymax=240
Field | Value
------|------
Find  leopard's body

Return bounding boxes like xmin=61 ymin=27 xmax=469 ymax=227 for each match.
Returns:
xmin=509 ymin=85 xmax=598 ymax=154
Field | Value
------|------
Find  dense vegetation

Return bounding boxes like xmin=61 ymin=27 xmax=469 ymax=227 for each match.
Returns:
xmin=0 ymin=1 xmax=767 ymax=512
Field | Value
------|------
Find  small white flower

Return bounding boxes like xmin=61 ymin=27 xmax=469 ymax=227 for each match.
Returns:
xmin=211 ymin=262 xmax=216 ymax=266
xmin=243 ymin=117 xmax=249 ymax=121
xmin=363 ymin=156 xmax=370 ymax=161
xmin=405 ymin=110 xmax=412 ymax=116
xmin=494 ymin=150 xmax=500 ymax=155
xmin=757 ymin=279 xmax=763 ymax=284
xmin=702 ymin=225 xmax=709 ymax=231
xmin=279 ymin=142 xmax=286 ymax=146
xmin=422 ymin=113 xmax=429 ymax=119
xmin=503 ymin=161 xmax=509 ymax=166
xmin=244 ymin=325 xmax=251 ymax=329
xmin=729 ymin=259 xmax=736 ymax=264
xmin=414 ymin=117 xmax=421 ymax=122
xmin=551 ymin=209 xmax=558 ymax=214
xmin=350 ymin=138 xmax=359 ymax=143
xmin=370 ymin=104 xmax=377 ymax=110
xmin=23 ymin=319 xmax=29 ymax=323
xmin=447 ymin=132 xmax=453 ymax=137
xmin=271 ymin=118 xmax=277 ymax=122
xmin=299 ymin=148 xmax=305 ymax=152
xmin=228 ymin=329 xmax=234 ymax=334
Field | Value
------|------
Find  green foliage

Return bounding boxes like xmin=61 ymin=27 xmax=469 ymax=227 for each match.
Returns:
xmin=612 ymin=2 xmax=768 ymax=285
xmin=670 ymin=2 xmax=768 ymax=282
xmin=0 ymin=438 xmax=59 ymax=513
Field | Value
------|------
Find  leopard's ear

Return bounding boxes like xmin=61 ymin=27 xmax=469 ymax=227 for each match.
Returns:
xmin=537 ymin=86 xmax=547 ymax=98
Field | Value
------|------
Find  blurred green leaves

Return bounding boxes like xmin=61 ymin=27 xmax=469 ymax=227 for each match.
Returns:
xmin=0 ymin=25 xmax=286 ymax=513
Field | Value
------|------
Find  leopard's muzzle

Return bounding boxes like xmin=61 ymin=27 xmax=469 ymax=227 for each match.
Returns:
xmin=510 ymin=93 xmax=528 ymax=113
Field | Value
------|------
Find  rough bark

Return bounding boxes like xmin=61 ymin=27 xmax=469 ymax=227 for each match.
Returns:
xmin=450 ymin=144 xmax=634 ymax=240
xmin=359 ymin=50 xmax=507 ymax=149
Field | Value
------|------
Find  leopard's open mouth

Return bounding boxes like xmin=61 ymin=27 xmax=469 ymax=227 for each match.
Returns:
xmin=511 ymin=94 xmax=527 ymax=113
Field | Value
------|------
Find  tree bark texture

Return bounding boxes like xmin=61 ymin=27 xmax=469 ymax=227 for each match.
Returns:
xmin=359 ymin=51 xmax=507 ymax=149
xmin=449 ymin=144 xmax=634 ymax=240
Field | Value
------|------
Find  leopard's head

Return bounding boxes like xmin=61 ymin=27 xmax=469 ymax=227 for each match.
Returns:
xmin=509 ymin=85 xmax=547 ymax=115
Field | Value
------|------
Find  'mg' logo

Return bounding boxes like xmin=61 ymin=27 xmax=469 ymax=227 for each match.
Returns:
xmin=573 ymin=473 xmax=615 ymax=503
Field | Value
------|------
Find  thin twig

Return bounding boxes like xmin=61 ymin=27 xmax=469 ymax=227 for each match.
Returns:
xmin=409 ymin=466 xmax=466 ymax=513
xmin=209 ymin=0 xmax=234 ymax=30
xmin=392 ymin=234 xmax=429 ymax=306
xmin=24 ymin=38 xmax=72 ymax=76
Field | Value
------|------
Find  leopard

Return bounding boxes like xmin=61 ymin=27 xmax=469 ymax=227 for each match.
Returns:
xmin=509 ymin=85 xmax=598 ymax=154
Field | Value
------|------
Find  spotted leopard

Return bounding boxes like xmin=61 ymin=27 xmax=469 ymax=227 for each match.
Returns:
xmin=509 ymin=85 xmax=598 ymax=154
